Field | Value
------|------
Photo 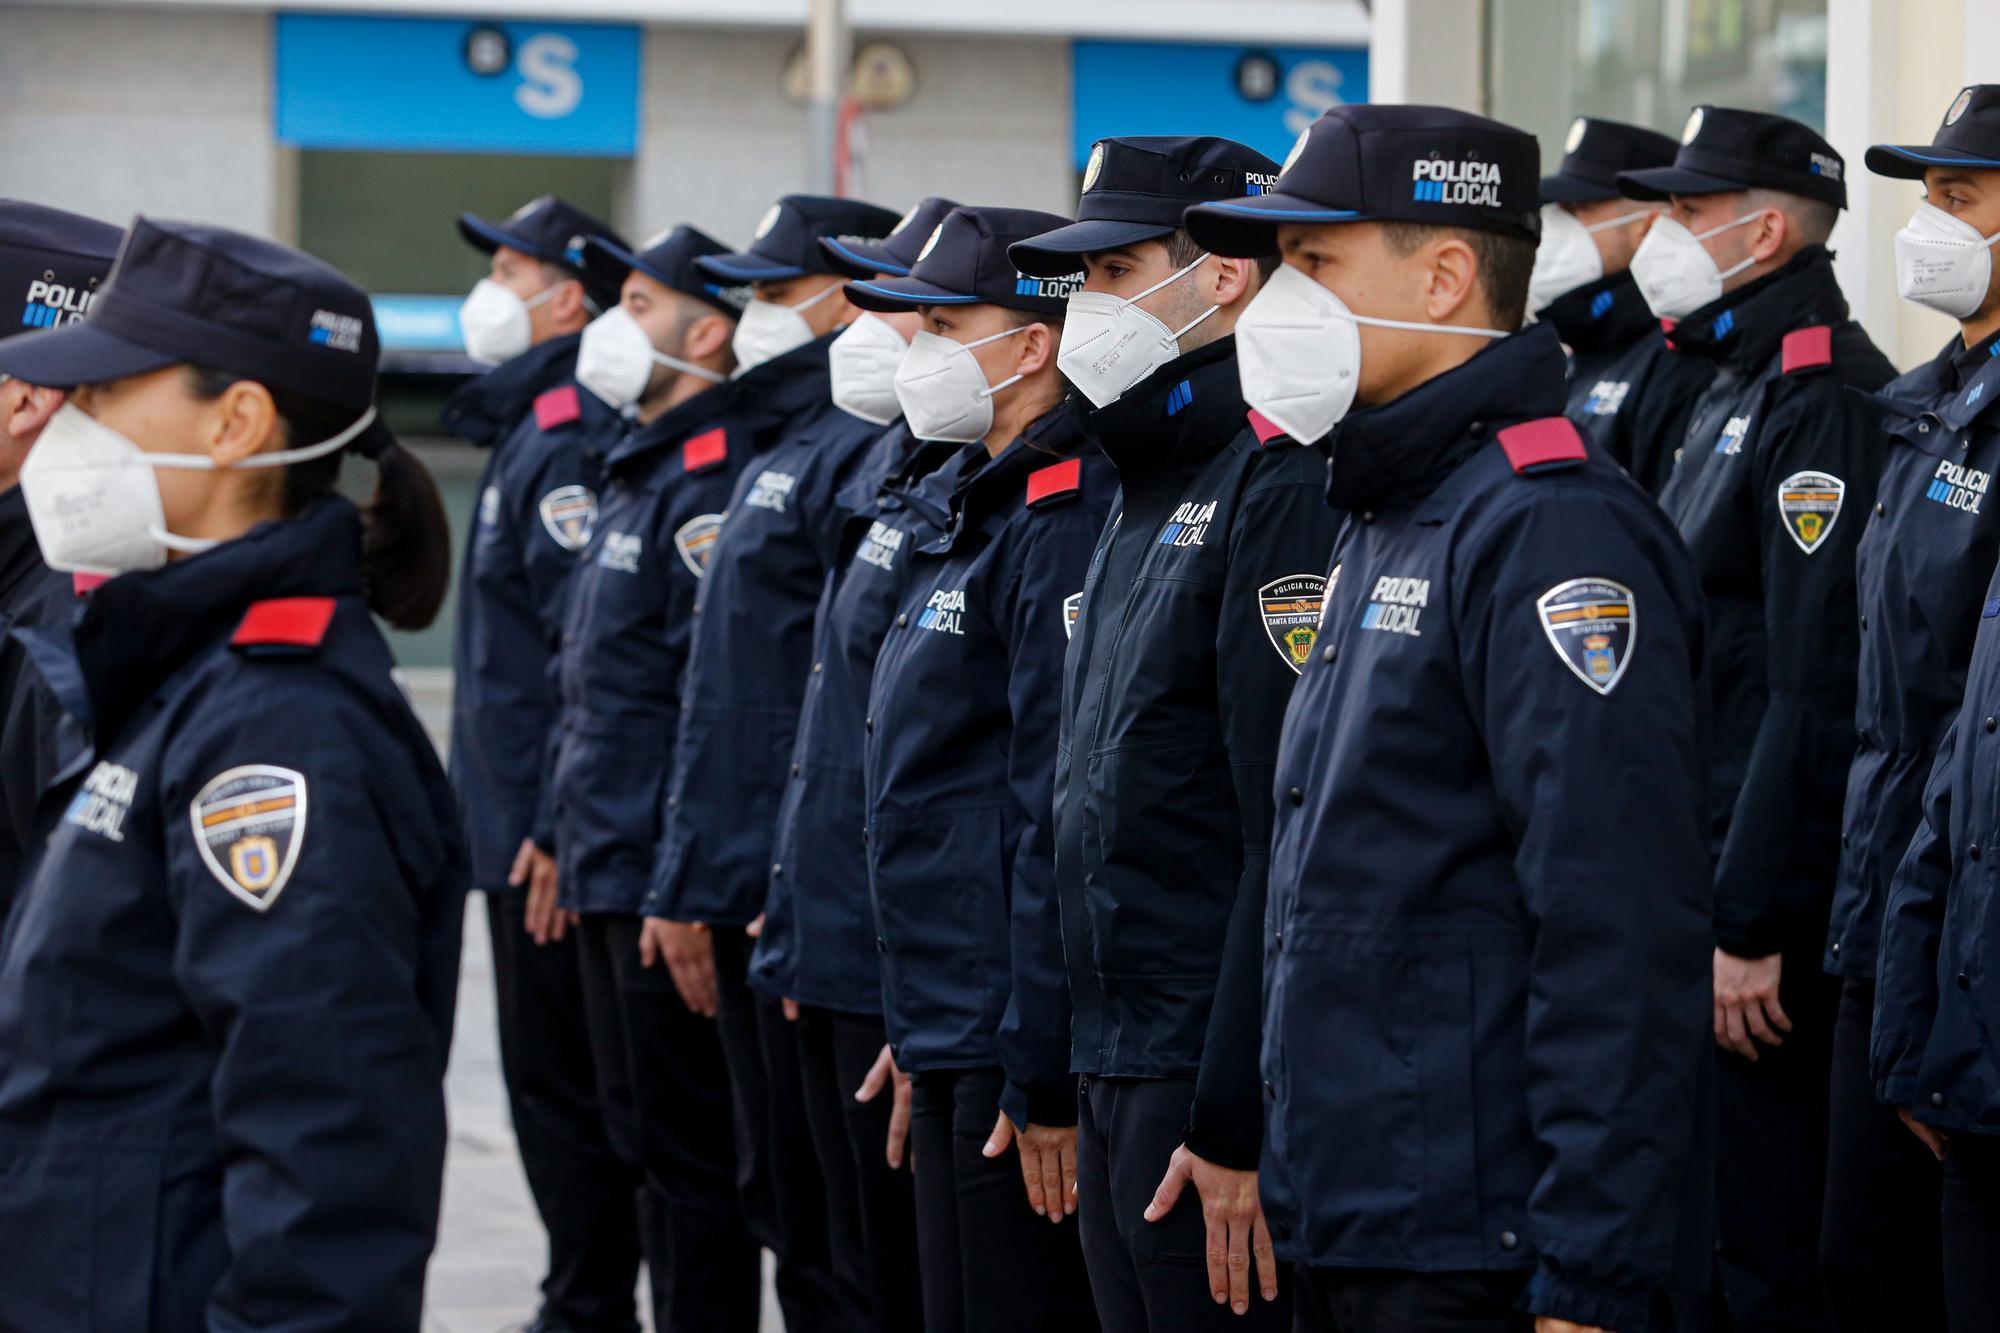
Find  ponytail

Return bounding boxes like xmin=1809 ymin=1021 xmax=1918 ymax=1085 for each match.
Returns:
xmin=186 ymin=366 xmax=453 ymax=631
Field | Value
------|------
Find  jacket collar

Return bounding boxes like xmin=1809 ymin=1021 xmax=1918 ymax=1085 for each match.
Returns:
xmin=1541 ymin=269 xmax=1660 ymax=358
xmin=1080 ymin=335 xmax=1251 ymax=474
xmin=63 ymin=497 xmax=366 ymax=741
xmin=604 ymin=381 xmax=733 ymax=471
xmin=0 ymin=484 xmax=45 ymax=608
xmin=1666 ymin=246 xmax=1847 ymax=370
xmin=730 ymin=330 xmax=841 ymax=444
xmin=440 ymin=332 xmax=582 ymax=448
xmin=1324 ymin=322 xmax=1570 ymax=513
xmin=929 ymin=401 xmax=1092 ymax=554
xmin=1949 ymin=326 xmax=2000 ymax=389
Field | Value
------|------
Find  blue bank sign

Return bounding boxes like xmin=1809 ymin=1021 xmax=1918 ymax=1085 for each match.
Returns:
xmin=275 ymin=15 xmax=640 ymax=156
xmin=1072 ymin=41 xmax=1368 ymax=170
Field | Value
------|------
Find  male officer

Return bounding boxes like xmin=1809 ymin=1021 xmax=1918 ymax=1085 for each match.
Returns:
xmin=1531 ymin=117 xmax=1713 ymax=494
xmin=1010 ymin=136 xmax=1341 ymax=1330
xmin=442 ymin=194 xmax=651 ymax=1333
xmin=1618 ymin=108 xmax=1897 ymax=1332
xmin=0 ymin=201 xmax=120 ymax=926
xmin=641 ymin=191 xmax=901 ymax=1333
xmin=746 ymin=193 xmax=959 ymax=1333
xmin=549 ymin=224 xmax=763 ymax=1333
xmin=1189 ymin=101 xmax=1713 ymax=1333
xmin=1863 ymin=84 xmax=2000 ymax=1333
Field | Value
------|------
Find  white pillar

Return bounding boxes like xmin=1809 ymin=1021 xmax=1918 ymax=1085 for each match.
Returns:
xmin=1366 ymin=0 xmax=1485 ymax=110
xmin=1824 ymin=0 xmax=1904 ymax=355
xmin=1969 ymin=0 xmax=2000 ymax=85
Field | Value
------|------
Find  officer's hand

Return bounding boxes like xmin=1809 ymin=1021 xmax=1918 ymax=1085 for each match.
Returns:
xmin=1713 ymin=948 xmax=1791 ymax=1060
xmin=984 ymin=1114 xmax=1077 ymax=1222
xmin=641 ymin=918 xmax=717 ymax=1017
xmin=855 ymin=1043 xmax=912 ymax=1169
xmin=745 ymin=912 xmax=765 ymax=937
xmin=1536 ymin=1321 xmax=1613 ymax=1333
xmin=1896 ymin=1106 xmax=1950 ymax=1161
xmin=516 ymin=840 xmax=566 ymax=946
xmin=1143 ymin=1144 xmax=1278 ymax=1315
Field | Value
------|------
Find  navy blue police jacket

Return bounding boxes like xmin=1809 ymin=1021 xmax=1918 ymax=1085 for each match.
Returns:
xmin=1544 ymin=269 xmax=1713 ymax=496
xmin=0 ymin=483 xmax=77 ymax=925
xmin=1872 ymin=345 xmax=2000 ymax=1137
xmin=1831 ymin=332 xmax=2000 ymax=981
xmin=445 ymin=333 xmax=623 ymax=892
xmin=864 ymin=409 xmax=1115 ymax=1128
xmin=748 ymin=424 xmax=965 ymax=1012
xmin=1657 ymin=246 xmax=1896 ymax=959
xmin=1053 ymin=334 xmax=1343 ymax=1169
xmin=0 ymin=497 xmax=466 ymax=1332
xmin=1263 ymin=324 xmax=1713 ymax=1331
xmin=645 ymin=332 xmax=886 ymax=926
xmin=550 ymin=383 xmax=758 ymax=917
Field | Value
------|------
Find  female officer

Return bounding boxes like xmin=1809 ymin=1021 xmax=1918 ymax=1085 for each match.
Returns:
xmin=849 ymin=205 xmax=1110 ymax=1333
xmin=0 ymin=217 xmax=463 ymax=1332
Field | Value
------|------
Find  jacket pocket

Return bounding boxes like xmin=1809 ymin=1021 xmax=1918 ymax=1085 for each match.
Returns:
xmin=869 ymin=804 xmax=1009 ymax=1062
xmin=1085 ymin=739 xmax=1236 ymax=978
xmin=0 ymin=1143 xmax=165 ymax=1332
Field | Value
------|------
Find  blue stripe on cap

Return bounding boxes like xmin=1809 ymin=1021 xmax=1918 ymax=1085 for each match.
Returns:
xmin=824 ymin=237 xmax=909 ymax=277
xmin=1878 ymin=146 xmax=2000 ymax=167
xmin=1199 ymin=201 xmax=1366 ymax=221
xmin=848 ymin=279 xmax=980 ymax=304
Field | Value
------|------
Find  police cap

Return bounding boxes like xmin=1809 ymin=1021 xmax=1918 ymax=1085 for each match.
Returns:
xmin=0 ymin=201 xmax=122 ymax=342
xmin=1618 ymin=106 xmax=1847 ymax=208
xmin=695 ymin=194 xmax=903 ymax=284
xmin=583 ymin=224 xmax=749 ymax=317
xmin=1541 ymin=117 xmax=1680 ymax=203
xmin=1009 ymin=136 xmax=1280 ymax=277
xmin=1184 ymin=104 xmax=1542 ymax=257
xmin=845 ymin=206 xmax=1082 ymax=317
xmin=0 ymin=216 xmax=381 ymax=419
xmin=820 ymin=196 xmax=962 ymax=279
xmin=1867 ymin=85 xmax=2000 ymax=179
xmin=458 ymin=194 xmax=630 ymax=307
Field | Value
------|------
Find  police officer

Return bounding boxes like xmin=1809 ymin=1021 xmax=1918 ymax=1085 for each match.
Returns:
xmin=1617 ymin=107 xmax=1897 ymax=1332
xmin=442 ymin=193 xmax=654 ymax=1333
xmin=1868 ymin=83 xmax=2000 ymax=1332
xmin=546 ymin=223 xmax=763 ymax=1333
xmin=640 ymin=191 xmax=902 ymax=1333
xmin=1010 ymin=135 xmax=1338 ymax=1331
xmin=0 ymin=200 xmax=120 ymax=925
xmin=0 ymin=217 xmax=463 ymax=1330
xmin=1530 ymin=117 xmax=1713 ymax=494
xmin=841 ymin=204 xmax=1108 ymax=1332
xmin=748 ymin=193 xmax=960 ymax=1333
xmin=1186 ymin=102 xmax=1713 ymax=1333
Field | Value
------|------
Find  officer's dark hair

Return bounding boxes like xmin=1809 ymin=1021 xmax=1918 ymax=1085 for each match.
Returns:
xmin=1379 ymin=222 xmax=1535 ymax=331
xmin=185 ymin=366 xmax=453 ymax=632
xmin=1162 ymin=227 xmax=1281 ymax=282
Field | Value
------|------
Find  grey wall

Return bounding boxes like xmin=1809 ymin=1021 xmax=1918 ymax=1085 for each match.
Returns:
xmin=0 ymin=7 xmax=276 ymax=236
xmin=631 ymin=27 xmax=1076 ymax=246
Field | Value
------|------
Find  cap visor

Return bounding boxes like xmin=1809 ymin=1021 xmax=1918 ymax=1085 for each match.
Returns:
xmin=1538 ymin=172 xmax=1623 ymax=203
xmin=0 ymin=319 xmax=179 ymax=388
xmin=580 ymin=237 xmax=638 ymax=295
xmin=1008 ymin=219 xmax=1175 ymax=277
xmin=694 ymin=251 xmax=808 ymax=282
xmin=843 ymin=277 xmax=984 ymax=313
xmin=1615 ymin=164 xmax=1747 ymax=200
xmin=1865 ymin=143 xmax=2000 ymax=179
xmin=820 ymin=236 xmax=910 ymax=279
xmin=1183 ymin=193 xmax=1369 ymax=257
xmin=457 ymin=213 xmax=544 ymax=261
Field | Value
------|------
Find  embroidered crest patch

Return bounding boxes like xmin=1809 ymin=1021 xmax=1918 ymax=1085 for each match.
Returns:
xmin=190 ymin=765 xmax=307 ymax=912
xmin=1259 ymin=574 xmax=1328 ymax=675
xmin=1777 ymin=471 xmax=1845 ymax=554
xmin=539 ymin=484 xmax=598 ymax=551
xmin=1536 ymin=578 xmax=1636 ymax=695
xmin=674 ymin=513 xmax=724 ymax=577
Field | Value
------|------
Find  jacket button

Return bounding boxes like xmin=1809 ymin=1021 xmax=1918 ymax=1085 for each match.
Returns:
xmin=1841 ymin=834 xmax=1849 ymax=849
xmin=1831 ymin=941 xmax=1841 ymax=957
xmin=1859 ymin=614 xmax=1868 ymax=632
xmin=813 ymin=662 xmax=823 ymax=674
xmin=1933 ymin=1091 xmax=1946 ymax=1107
xmin=1273 ymin=931 xmax=1283 ymax=951
xmin=1361 ymin=511 xmax=1375 ymax=524
xmin=1321 ymin=645 xmax=1336 ymax=663
xmin=667 ymin=795 xmax=678 ymax=808
xmin=1958 ymin=972 xmax=1972 ymax=990
xmin=865 ymin=717 xmax=875 ymax=733
xmin=772 ymin=863 xmax=783 ymax=878
xmin=791 ymin=763 xmax=801 ymax=777
xmin=1986 ymin=717 xmax=1996 ymax=733
xmin=876 ymin=936 xmax=887 ymax=952
xmin=1262 ymin=1080 xmax=1275 ymax=1099
xmin=1499 ymin=1230 xmax=1519 ymax=1250
xmin=1874 ymin=502 xmax=1885 ymax=516
xmin=1971 ymin=844 xmax=1982 ymax=861
xmin=897 ymin=614 xmax=908 ymax=627
xmin=1287 ymin=787 xmax=1303 ymax=806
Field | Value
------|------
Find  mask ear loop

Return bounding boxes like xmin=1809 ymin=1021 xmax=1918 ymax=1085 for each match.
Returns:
xmin=144 ymin=405 xmax=381 ymax=553
xmin=790 ymin=281 xmax=844 ymax=314
xmin=1121 ymin=253 xmax=1219 ymax=344
xmin=1582 ymin=208 xmax=1659 ymax=234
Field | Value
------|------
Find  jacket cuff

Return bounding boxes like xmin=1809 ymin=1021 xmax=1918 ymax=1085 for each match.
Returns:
xmin=1713 ymin=919 xmax=1781 ymax=961
xmin=1001 ymin=1076 xmax=1080 ymax=1133
xmin=1521 ymin=1263 xmax=1651 ymax=1333
xmin=1181 ymin=1117 xmax=1260 ymax=1173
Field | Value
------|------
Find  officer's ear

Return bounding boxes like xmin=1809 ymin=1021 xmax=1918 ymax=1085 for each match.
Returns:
xmin=681 ymin=309 xmax=735 ymax=365
xmin=1746 ymin=206 xmax=1790 ymax=264
xmin=546 ymin=277 xmax=591 ymax=329
xmin=1419 ymin=233 xmax=1481 ymax=325
xmin=1014 ymin=319 xmax=1058 ymax=378
xmin=1209 ymin=255 xmax=1260 ymax=310
xmin=205 ymin=379 xmax=282 ymax=469
xmin=1 ymin=380 xmax=64 ymax=444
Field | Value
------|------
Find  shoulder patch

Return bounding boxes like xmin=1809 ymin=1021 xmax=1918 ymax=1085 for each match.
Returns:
xmin=1259 ymin=574 xmax=1328 ymax=674
xmin=538 ymin=484 xmax=598 ymax=551
xmin=190 ymin=764 xmax=307 ymax=912
xmin=1498 ymin=417 xmax=1588 ymax=475
xmin=683 ymin=427 xmax=729 ymax=473
xmin=1537 ymin=578 xmax=1636 ymax=695
xmin=1027 ymin=458 xmax=1082 ymax=508
xmin=1246 ymin=409 xmax=1289 ymax=446
xmin=231 ymin=597 xmax=336 ymax=657
xmin=674 ymin=513 xmax=724 ymax=576
xmin=1781 ymin=326 xmax=1833 ymax=376
xmin=1778 ymin=471 xmax=1845 ymax=553
xmin=72 ymin=573 xmax=106 ymax=598
xmin=534 ymin=384 xmax=583 ymax=431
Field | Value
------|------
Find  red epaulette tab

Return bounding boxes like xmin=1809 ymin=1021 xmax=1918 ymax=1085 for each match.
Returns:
xmin=1026 ymin=458 xmax=1082 ymax=508
xmin=683 ymin=427 xmax=729 ymax=472
xmin=231 ymin=597 xmax=336 ymax=656
xmin=1498 ymin=417 xmax=1588 ymax=476
xmin=1782 ymin=325 xmax=1833 ymax=376
xmin=534 ymin=385 xmax=582 ymax=431
xmin=1246 ymin=409 xmax=1288 ymax=446
xmin=71 ymin=573 xmax=107 ymax=598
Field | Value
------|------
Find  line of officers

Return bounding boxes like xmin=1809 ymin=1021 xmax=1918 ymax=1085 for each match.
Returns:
xmin=2 ymin=88 xmax=2000 ymax=1333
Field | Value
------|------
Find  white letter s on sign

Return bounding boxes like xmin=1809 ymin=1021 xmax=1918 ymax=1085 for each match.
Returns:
xmin=515 ymin=33 xmax=582 ymax=119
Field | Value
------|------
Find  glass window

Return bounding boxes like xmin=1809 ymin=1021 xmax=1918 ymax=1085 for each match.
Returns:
xmin=1487 ymin=0 xmax=1828 ymax=172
